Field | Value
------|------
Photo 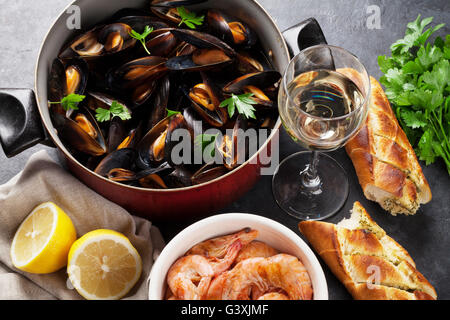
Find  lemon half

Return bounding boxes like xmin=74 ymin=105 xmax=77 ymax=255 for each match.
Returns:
xmin=67 ymin=229 xmax=142 ymax=300
xmin=11 ymin=202 xmax=77 ymax=274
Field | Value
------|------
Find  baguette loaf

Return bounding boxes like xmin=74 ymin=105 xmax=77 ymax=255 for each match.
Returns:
xmin=299 ymin=202 xmax=437 ymax=300
xmin=342 ymin=71 xmax=431 ymax=215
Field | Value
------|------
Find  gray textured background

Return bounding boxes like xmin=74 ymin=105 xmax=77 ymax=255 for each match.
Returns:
xmin=0 ymin=0 xmax=449 ymax=300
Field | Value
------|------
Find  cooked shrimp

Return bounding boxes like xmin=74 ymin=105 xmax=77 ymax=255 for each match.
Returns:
xmin=187 ymin=228 xmax=258 ymax=275
xmin=167 ymin=255 xmax=214 ymax=300
xmin=258 ymin=292 xmax=290 ymax=300
xmin=206 ymin=254 xmax=313 ymax=300
xmin=234 ymin=241 xmax=279 ymax=265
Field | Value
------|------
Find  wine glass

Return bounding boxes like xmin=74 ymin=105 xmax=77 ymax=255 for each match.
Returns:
xmin=272 ymin=45 xmax=371 ymax=220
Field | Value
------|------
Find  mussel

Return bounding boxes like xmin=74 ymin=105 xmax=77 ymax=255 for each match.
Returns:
xmin=150 ymin=1 xmax=207 ymax=25
xmin=216 ymin=116 xmax=249 ymax=170
xmin=117 ymin=15 xmax=169 ymax=33
xmin=143 ymin=28 xmax=179 ymax=57
xmin=48 ymin=58 xmax=89 ymax=116
xmin=106 ymin=161 xmax=174 ymax=189
xmin=150 ymin=0 xmax=207 ymax=7
xmin=107 ymin=56 xmax=168 ymax=106
xmin=138 ymin=113 xmax=193 ymax=169
xmin=207 ymin=10 xmax=257 ymax=48
xmin=85 ymin=92 xmax=132 ymax=116
xmin=191 ymin=163 xmax=228 ymax=185
xmin=187 ymin=73 xmax=228 ymax=127
xmin=223 ymin=71 xmax=281 ymax=109
xmin=59 ymin=23 xmax=137 ymax=59
xmin=148 ymin=75 xmax=170 ymax=129
xmin=166 ymin=29 xmax=236 ymax=71
xmin=95 ymin=148 xmax=137 ymax=177
xmin=236 ymin=52 xmax=265 ymax=74
xmin=54 ymin=107 xmax=107 ymax=156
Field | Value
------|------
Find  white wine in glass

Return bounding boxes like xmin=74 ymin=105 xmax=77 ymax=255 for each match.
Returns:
xmin=273 ymin=45 xmax=371 ymax=221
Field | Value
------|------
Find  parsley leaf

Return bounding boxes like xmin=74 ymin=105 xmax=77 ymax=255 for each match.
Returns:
xmin=378 ymin=15 xmax=450 ymax=175
xmin=95 ymin=101 xmax=131 ymax=122
xmin=129 ymin=25 xmax=154 ymax=55
xmin=220 ymin=93 xmax=257 ymax=119
xmin=177 ymin=6 xmax=204 ymax=29
xmin=166 ymin=108 xmax=181 ymax=117
xmin=49 ymin=93 xmax=85 ymax=111
xmin=194 ymin=133 xmax=219 ymax=157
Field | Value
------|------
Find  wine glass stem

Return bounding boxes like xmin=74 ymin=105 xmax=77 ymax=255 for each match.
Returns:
xmin=300 ymin=151 xmax=321 ymax=189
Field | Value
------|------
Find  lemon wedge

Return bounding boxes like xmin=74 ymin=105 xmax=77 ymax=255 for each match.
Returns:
xmin=67 ymin=229 xmax=142 ymax=300
xmin=10 ymin=202 xmax=77 ymax=274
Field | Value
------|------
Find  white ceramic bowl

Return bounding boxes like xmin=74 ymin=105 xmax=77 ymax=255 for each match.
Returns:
xmin=148 ymin=213 xmax=328 ymax=300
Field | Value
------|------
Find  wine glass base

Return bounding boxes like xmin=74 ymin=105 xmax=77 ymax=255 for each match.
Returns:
xmin=272 ymin=151 xmax=349 ymax=221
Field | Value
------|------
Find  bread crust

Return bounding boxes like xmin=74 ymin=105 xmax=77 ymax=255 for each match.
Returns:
xmin=343 ymin=75 xmax=431 ymax=215
xmin=298 ymin=202 xmax=437 ymax=300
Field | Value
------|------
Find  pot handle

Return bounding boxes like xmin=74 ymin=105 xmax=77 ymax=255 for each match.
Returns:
xmin=282 ymin=18 xmax=329 ymax=58
xmin=0 ymin=88 xmax=54 ymax=158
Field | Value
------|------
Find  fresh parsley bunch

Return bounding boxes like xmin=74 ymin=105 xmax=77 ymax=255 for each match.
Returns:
xmin=378 ymin=15 xmax=450 ymax=174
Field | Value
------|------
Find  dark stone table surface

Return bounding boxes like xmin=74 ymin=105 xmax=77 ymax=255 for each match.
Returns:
xmin=0 ymin=0 xmax=448 ymax=300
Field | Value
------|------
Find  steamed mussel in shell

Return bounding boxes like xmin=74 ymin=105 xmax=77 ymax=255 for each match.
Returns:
xmin=47 ymin=1 xmax=281 ymax=190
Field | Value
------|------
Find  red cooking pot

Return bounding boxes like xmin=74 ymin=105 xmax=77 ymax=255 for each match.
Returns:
xmin=0 ymin=0 xmax=326 ymax=220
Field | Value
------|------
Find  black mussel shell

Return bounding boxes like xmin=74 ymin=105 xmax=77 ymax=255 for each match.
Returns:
xmin=216 ymin=115 xmax=248 ymax=170
xmin=48 ymin=58 xmax=89 ymax=116
xmin=170 ymin=29 xmax=236 ymax=56
xmin=106 ymin=56 xmax=168 ymax=107
xmin=137 ymin=116 xmax=171 ymax=169
xmin=116 ymin=15 xmax=168 ymax=32
xmin=144 ymin=28 xmax=179 ymax=57
xmin=54 ymin=108 xmax=107 ymax=157
xmin=164 ymin=113 xmax=194 ymax=167
xmin=187 ymin=73 xmax=228 ymax=127
xmin=191 ymin=163 xmax=228 ymax=185
xmin=94 ymin=148 xmax=137 ymax=177
xmin=59 ymin=23 xmax=137 ymax=60
xmin=150 ymin=0 xmax=208 ymax=7
xmin=148 ymin=75 xmax=170 ymax=129
xmin=207 ymin=10 xmax=257 ymax=48
xmin=222 ymin=71 xmax=281 ymax=94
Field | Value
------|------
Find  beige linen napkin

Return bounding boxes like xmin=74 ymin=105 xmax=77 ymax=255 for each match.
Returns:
xmin=0 ymin=150 xmax=165 ymax=300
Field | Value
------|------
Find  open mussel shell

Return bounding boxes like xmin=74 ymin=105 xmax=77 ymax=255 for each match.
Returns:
xmin=117 ymin=15 xmax=169 ymax=33
xmin=48 ymin=58 xmax=89 ymax=116
xmin=216 ymin=115 xmax=249 ymax=170
xmin=164 ymin=113 xmax=194 ymax=167
xmin=191 ymin=163 xmax=228 ymax=185
xmin=54 ymin=107 xmax=107 ymax=157
xmin=85 ymin=92 xmax=132 ymax=115
xmin=107 ymin=161 xmax=173 ymax=188
xmin=170 ymin=29 xmax=236 ymax=56
xmin=107 ymin=56 xmax=168 ymax=107
xmin=166 ymin=49 xmax=233 ymax=72
xmin=150 ymin=0 xmax=208 ymax=7
xmin=187 ymin=73 xmax=228 ymax=127
xmin=137 ymin=116 xmax=171 ymax=169
xmin=150 ymin=6 xmax=183 ymax=25
xmin=144 ymin=28 xmax=179 ymax=57
xmin=107 ymin=118 xmax=127 ymax=152
xmin=94 ymin=148 xmax=137 ymax=177
xmin=236 ymin=52 xmax=265 ymax=74
xmin=165 ymin=166 xmax=193 ymax=188
xmin=166 ymin=29 xmax=236 ymax=72
xmin=223 ymin=71 xmax=281 ymax=94
xmin=59 ymin=23 xmax=136 ymax=60
xmin=207 ymin=10 xmax=257 ymax=48
xmin=148 ymin=75 xmax=170 ymax=129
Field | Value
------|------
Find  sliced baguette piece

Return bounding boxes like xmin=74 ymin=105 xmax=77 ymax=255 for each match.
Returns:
xmin=298 ymin=201 xmax=437 ymax=300
xmin=339 ymin=70 xmax=431 ymax=215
